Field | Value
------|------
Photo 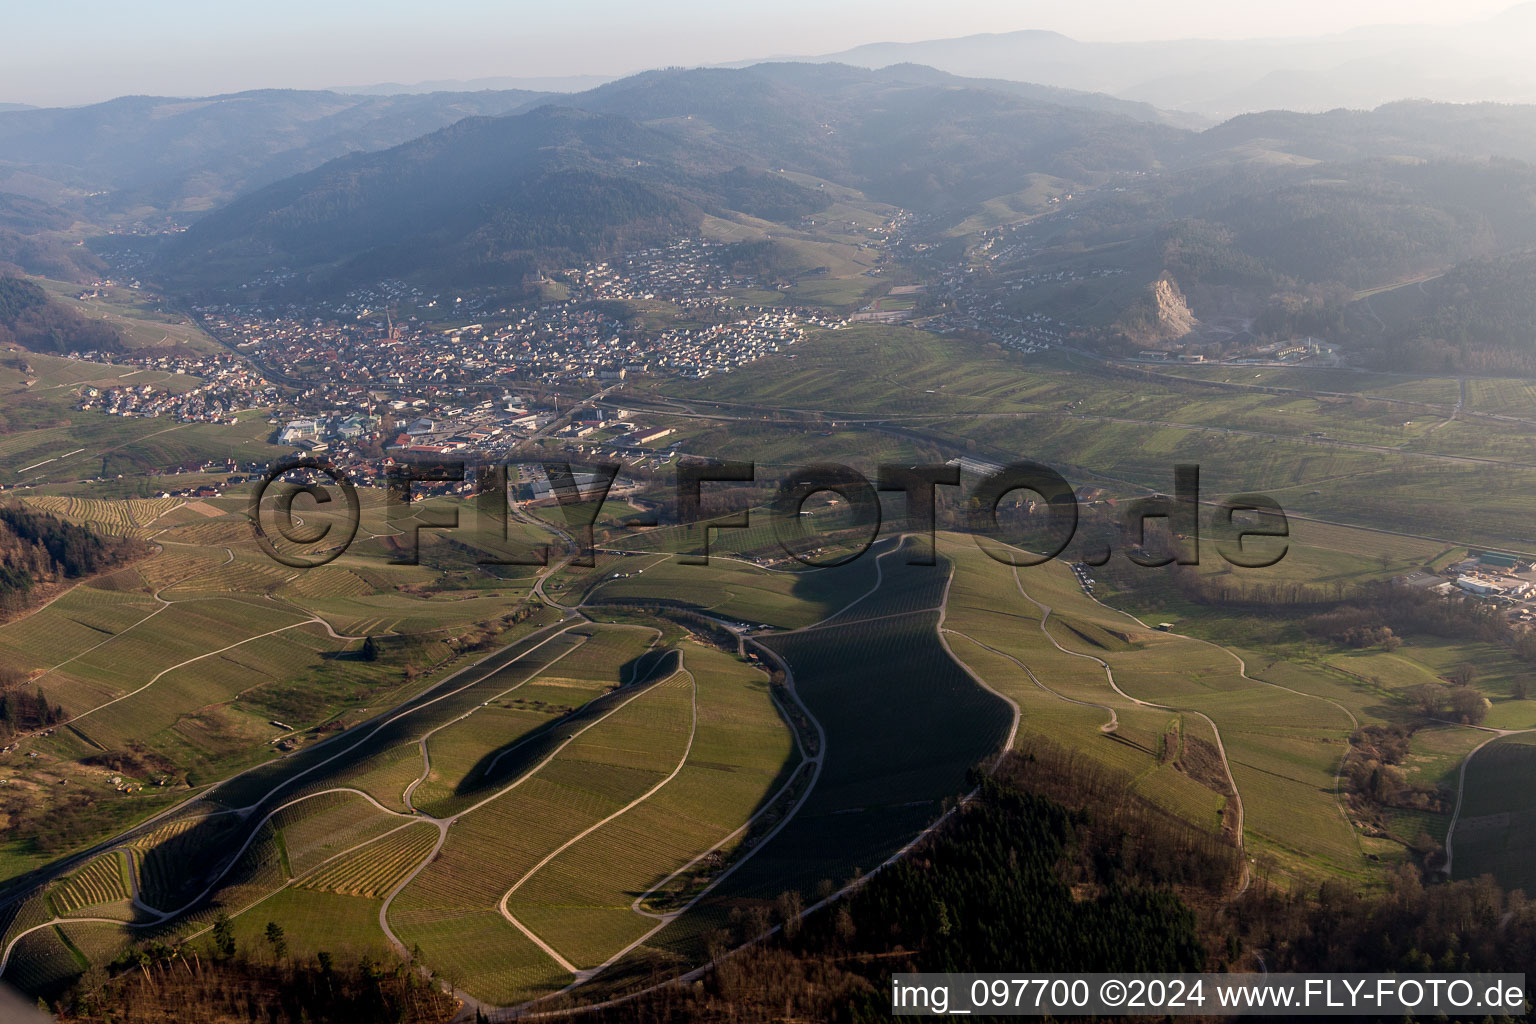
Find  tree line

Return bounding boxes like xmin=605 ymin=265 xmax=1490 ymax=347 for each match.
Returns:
xmin=0 ymin=504 xmax=149 ymax=617
xmin=0 ymin=275 xmax=121 ymax=354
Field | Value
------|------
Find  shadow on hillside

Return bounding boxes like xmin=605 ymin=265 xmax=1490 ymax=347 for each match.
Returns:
xmin=454 ymin=648 xmax=682 ymax=800
xmin=784 ymin=536 xmax=888 ymax=616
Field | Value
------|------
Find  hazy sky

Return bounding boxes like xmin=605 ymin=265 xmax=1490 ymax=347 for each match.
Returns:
xmin=2 ymin=0 xmax=1519 ymax=106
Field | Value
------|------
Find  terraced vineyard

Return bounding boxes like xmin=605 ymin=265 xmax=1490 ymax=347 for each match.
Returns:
xmin=49 ymin=853 xmax=130 ymax=916
xmin=4 ymin=598 xmax=798 ymax=1007
xmin=24 ymin=495 xmax=183 ymax=537
xmin=504 ymin=645 xmax=797 ymax=972
xmin=298 ymin=822 xmax=440 ymax=898
xmin=273 ymin=791 xmax=403 ymax=877
xmin=389 ymin=670 xmax=701 ymax=1003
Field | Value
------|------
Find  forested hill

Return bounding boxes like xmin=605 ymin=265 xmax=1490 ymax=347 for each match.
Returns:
xmin=0 ymin=275 xmax=120 ymax=354
xmin=0 ymin=193 xmax=103 ymax=282
xmin=158 ymin=64 xmax=1182 ymax=297
xmin=0 ymin=88 xmax=553 ymax=215
xmin=158 ymin=106 xmax=739 ymax=296
xmin=1353 ymin=249 xmax=1536 ymax=373
xmin=567 ymin=62 xmax=1184 ymax=208
xmin=1186 ymin=100 xmax=1536 ymax=165
xmin=141 ymin=63 xmax=1536 ymax=369
xmin=0 ymin=504 xmax=148 ymax=619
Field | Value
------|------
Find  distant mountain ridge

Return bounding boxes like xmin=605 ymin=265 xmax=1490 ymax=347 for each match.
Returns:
xmin=0 ymin=88 xmax=554 ymax=214
xmin=332 ymin=74 xmax=615 ymax=96
xmin=0 ymin=62 xmax=1200 ymax=232
xmin=796 ymin=5 xmax=1536 ymax=117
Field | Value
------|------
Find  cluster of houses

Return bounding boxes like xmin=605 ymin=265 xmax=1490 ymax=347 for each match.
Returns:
xmin=904 ymin=241 xmax=1091 ymax=354
xmin=645 ymin=310 xmax=812 ymax=378
xmin=71 ymin=352 xmax=275 ymax=422
xmin=565 ymin=240 xmax=756 ymax=308
xmin=925 ymin=294 xmax=1073 ymax=354
xmin=264 ymin=386 xmax=684 ymax=476
xmin=193 ymin=241 xmax=845 ymax=387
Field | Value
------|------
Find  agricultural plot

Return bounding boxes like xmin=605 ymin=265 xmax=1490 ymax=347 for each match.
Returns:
xmin=1005 ymin=550 xmax=1364 ymax=881
xmin=1401 ymin=726 xmax=1486 ymax=797
xmin=57 ymin=580 xmax=161 ymax=625
xmin=1325 ymin=639 xmax=1536 ymax=731
xmin=1146 ymin=363 xmax=1460 ymax=405
xmin=390 ymin=670 xmax=699 ymax=1004
xmin=67 ymin=618 xmax=343 ymax=755
xmin=227 ymin=887 xmax=393 ymax=961
xmin=277 ymin=565 xmax=376 ymax=599
xmin=405 ymin=627 xmax=669 ymax=815
xmin=1224 ymin=652 xmax=1376 ymax=719
xmin=132 ymin=547 xmax=235 ymax=590
xmin=1448 ymin=733 xmax=1536 ymax=895
xmin=298 ymin=822 xmax=439 ymax=898
xmin=1466 ymin=378 xmax=1536 ymax=418
xmin=398 ymin=912 xmax=568 ymax=1007
xmin=38 ymin=597 xmax=307 ymax=721
xmin=48 ymin=852 xmax=130 ymax=916
xmin=206 ymin=821 xmax=289 ymax=920
xmin=533 ymin=625 xmax=661 ymax=687
xmin=0 ymin=892 xmax=54 ymax=953
xmin=131 ymin=813 xmax=247 ymax=912
xmin=938 ymin=541 xmax=1226 ymax=828
xmin=343 ymin=742 xmax=431 ymax=813
xmin=23 ymin=495 xmax=182 ymax=538
xmin=661 ymin=324 xmax=1041 ymax=415
xmin=1045 ymin=361 xmax=1444 ymax=443
xmin=159 ymin=553 xmax=299 ymax=596
xmin=53 ymin=921 xmax=135 ymax=969
xmin=297 ymin=591 xmax=532 ymax=637
xmin=160 ymin=511 xmax=255 ymax=544
xmin=272 ymin=791 xmax=404 ymax=878
xmin=203 ymin=619 xmax=582 ymax=812
xmin=0 ymin=584 xmax=159 ymax=679
xmin=506 ymin=645 xmax=794 ymax=971
xmin=1092 ymin=521 xmax=1450 ymax=663
xmin=0 ymin=425 xmax=74 ymax=461
xmin=412 ymin=705 xmax=583 ymax=815
xmin=0 ymin=925 xmax=83 ymax=995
